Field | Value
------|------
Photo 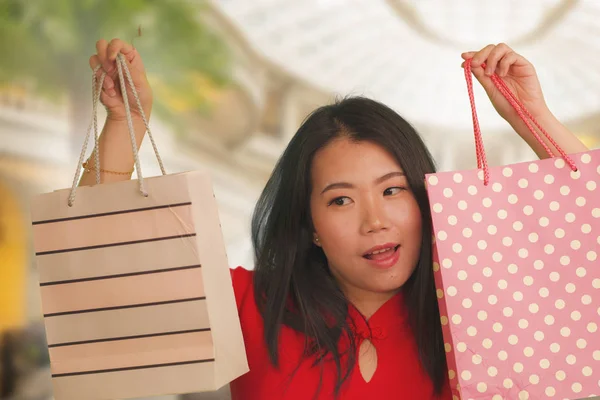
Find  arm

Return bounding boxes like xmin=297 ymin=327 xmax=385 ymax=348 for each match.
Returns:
xmin=79 ymin=38 xmax=153 ymax=186
xmin=462 ymin=43 xmax=589 ymax=158
xmin=78 ymin=118 xmax=149 ymax=185
xmin=506 ymin=109 xmax=588 ymax=159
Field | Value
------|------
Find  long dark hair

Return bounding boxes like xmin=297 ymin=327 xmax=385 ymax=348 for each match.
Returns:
xmin=251 ymin=96 xmax=446 ymax=395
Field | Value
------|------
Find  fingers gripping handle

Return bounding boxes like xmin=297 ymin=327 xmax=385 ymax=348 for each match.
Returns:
xmin=463 ymin=60 xmax=577 ymax=186
xmin=68 ymin=53 xmax=166 ymax=206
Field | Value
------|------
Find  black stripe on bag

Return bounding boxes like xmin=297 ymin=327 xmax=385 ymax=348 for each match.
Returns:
xmin=43 ymin=297 xmax=206 ymax=318
xmin=32 ymin=202 xmax=192 ymax=225
xmin=40 ymin=264 xmax=202 ymax=286
xmin=48 ymin=328 xmax=212 ymax=348
xmin=51 ymin=359 xmax=215 ymax=378
xmin=35 ymin=233 xmax=197 ymax=256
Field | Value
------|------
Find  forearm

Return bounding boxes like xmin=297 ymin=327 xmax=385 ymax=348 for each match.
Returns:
xmin=507 ymin=108 xmax=589 ymax=159
xmin=78 ymin=117 xmax=148 ymax=186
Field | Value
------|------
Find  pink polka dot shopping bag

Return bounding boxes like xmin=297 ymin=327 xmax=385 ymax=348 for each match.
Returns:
xmin=426 ymin=63 xmax=600 ymax=399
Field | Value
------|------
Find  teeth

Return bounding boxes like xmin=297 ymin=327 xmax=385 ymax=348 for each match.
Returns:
xmin=370 ymin=247 xmax=393 ymax=255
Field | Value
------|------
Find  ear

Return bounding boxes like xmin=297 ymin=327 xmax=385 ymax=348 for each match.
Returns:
xmin=313 ymin=233 xmax=322 ymax=247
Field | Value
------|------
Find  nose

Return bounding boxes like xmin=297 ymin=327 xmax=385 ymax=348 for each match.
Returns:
xmin=360 ymin=197 xmax=390 ymax=235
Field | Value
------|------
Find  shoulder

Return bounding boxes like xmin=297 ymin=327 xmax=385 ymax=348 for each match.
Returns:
xmin=230 ymin=266 xmax=255 ymax=311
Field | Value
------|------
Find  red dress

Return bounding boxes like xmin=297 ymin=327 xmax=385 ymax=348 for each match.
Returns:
xmin=229 ymin=267 xmax=452 ymax=399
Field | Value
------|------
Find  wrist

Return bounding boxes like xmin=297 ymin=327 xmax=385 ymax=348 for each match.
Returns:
xmin=529 ymin=104 xmax=554 ymax=123
xmin=506 ymin=105 xmax=554 ymax=134
xmin=103 ymin=112 xmax=151 ymax=143
xmin=106 ymin=111 xmax=151 ymax=124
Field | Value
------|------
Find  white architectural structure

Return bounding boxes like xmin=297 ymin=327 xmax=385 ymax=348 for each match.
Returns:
xmin=0 ymin=0 xmax=599 ymax=321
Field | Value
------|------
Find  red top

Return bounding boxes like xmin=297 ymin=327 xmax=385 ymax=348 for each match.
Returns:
xmin=229 ymin=267 xmax=452 ymax=399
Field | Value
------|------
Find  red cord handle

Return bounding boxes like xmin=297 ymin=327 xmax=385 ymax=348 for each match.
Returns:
xmin=464 ymin=60 xmax=577 ymax=185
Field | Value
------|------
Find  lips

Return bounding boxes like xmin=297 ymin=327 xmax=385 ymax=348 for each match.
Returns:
xmin=362 ymin=243 xmax=401 ymax=269
xmin=363 ymin=243 xmax=400 ymax=260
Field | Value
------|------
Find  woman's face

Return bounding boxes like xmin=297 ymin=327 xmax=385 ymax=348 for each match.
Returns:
xmin=310 ymin=137 xmax=423 ymax=299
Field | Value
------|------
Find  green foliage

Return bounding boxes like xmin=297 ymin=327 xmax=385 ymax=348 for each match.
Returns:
xmin=0 ymin=0 xmax=231 ymax=125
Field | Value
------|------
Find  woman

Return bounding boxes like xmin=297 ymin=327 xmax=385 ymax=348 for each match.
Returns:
xmin=85 ymin=40 xmax=587 ymax=399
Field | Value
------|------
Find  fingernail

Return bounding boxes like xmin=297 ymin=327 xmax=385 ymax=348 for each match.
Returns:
xmin=103 ymin=63 xmax=113 ymax=73
xmin=108 ymin=89 xmax=117 ymax=97
xmin=485 ymin=68 xmax=492 ymax=76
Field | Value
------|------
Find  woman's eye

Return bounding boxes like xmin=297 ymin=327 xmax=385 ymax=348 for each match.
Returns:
xmin=329 ymin=196 xmax=351 ymax=206
xmin=384 ymin=187 xmax=404 ymax=196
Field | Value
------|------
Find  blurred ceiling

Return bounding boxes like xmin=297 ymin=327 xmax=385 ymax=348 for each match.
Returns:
xmin=212 ymin=0 xmax=600 ymax=135
xmin=386 ymin=0 xmax=578 ymax=48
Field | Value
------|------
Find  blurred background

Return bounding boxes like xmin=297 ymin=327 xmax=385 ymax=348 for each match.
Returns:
xmin=1 ymin=0 xmax=599 ymax=399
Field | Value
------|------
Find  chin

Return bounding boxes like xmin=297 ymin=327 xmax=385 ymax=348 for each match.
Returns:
xmin=364 ymin=268 xmax=413 ymax=294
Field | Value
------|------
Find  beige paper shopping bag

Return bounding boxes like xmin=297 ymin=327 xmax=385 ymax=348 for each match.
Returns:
xmin=30 ymin=54 xmax=248 ymax=400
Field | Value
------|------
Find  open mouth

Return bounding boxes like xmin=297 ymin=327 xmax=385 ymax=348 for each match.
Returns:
xmin=363 ymin=245 xmax=400 ymax=260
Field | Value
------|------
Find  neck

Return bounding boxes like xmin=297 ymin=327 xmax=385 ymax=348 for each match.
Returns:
xmin=343 ymin=286 xmax=399 ymax=319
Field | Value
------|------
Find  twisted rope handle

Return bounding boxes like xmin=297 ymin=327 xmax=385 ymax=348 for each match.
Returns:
xmin=464 ymin=60 xmax=577 ymax=185
xmin=68 ymin=53 xmax=166 ymax=206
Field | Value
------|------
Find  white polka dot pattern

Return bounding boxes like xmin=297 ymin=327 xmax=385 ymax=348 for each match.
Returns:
xmin=427 ymin=151 xmax=600 ymax=400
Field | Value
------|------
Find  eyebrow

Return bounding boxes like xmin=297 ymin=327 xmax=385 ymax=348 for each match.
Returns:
xmin=320 ymin=171 xmax=405 ymax=195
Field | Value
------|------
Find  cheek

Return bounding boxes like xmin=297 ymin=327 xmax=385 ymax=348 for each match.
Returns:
xmin=312 ymin=206 xmax=358 ymax=249
xmin=388 ymin=197 xmax=424 ymax=267
xmin=397 ymin=198 xmax=424 ymax=267
xmin=310 ymin=202 xmax=361 ymax=264
xmin=387 ymin=195 xmax=423 ymax=233
xmin=403 ymin=199 xmax=423 ymax=235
